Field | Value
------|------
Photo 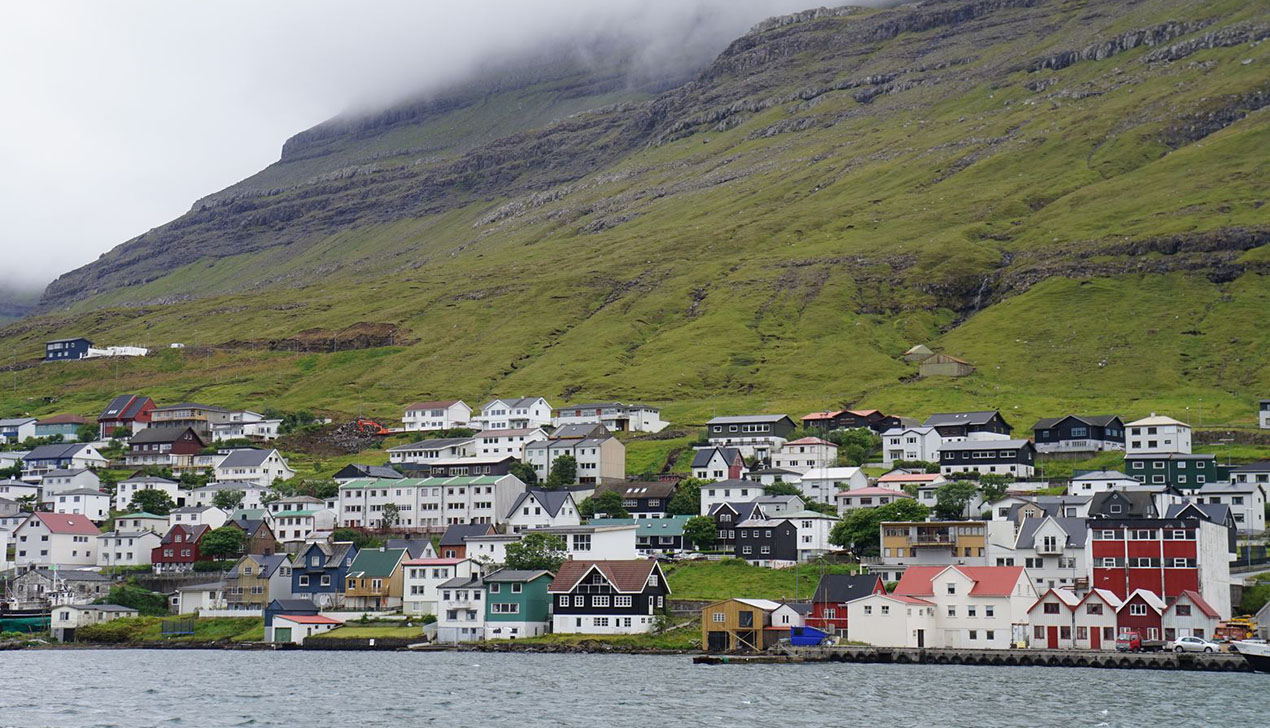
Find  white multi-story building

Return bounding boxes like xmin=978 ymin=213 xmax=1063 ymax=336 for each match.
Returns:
xmin=986 ymin=516 xmax=1088 ymax=592
xmin=1260 ymin=400 xmax=1270 ymax=430
xmin=336 ymin=475 xmax=525 ymax=530
xmin=114 ymin=512 xmax=169 ymax=534
xmin=503 ymin=489 xmax=581 ymax=533
xmin=211 ymin=411 xmax=282 ymax=442
xmin=168 ymin=506 xmax=228 ymax=531
xmin=0 ymin=417 xmax=37 ymax=444
xmin=52 ymin=489 xmax=110 ymax=521
xmin=847 ymin=565 xmax=1037 ymax=649
xmin=475 ymin=428 xmax=547 ymax=459
xmin=691 ymin=446 xmax=743 ymax=481
xmin=466 ymin=533 xmax=522 ymax=565
xmin=97 ymin=530 xmax=161 ymax=567
xmin=402 ymin=557 xmax=479 ymax=615
xmin=880 ymin=426 xmax=942 ymax=467
xmin=402 ymin=400 xmax=472 ymax=432
xmin=552 ymin=402 xmax=668 ymax=433
xmin=1124 ymin=414 xmax=1191 ymax=455
xmin=1192 ymin=481 xmax=1266 ymax=535
xmin=39 ymin=469 xmax=101 ymax=500
xmin=212 ymin=448 xmax=295 ymax=487
xmin=524 ymin=424 xmax=625 ymax=484
xmin=272 ymin=508 xmax=337 ymax=543
xmin=12 ymin=512 xmax=101 ymax=567
xmin=787 ymin=510 xmax=836 ymax=560
xmin=1068 ymin=470 xmax=1141 ymax=495
xmin=114 ymin=475 xmax=182 ymax=511
xmin=699 ymin=479 xmax=764 ymax=516
xmin=796 ymin=467 xmax=867 ymax=505
xmin=531 ymin=524 xmax=638 ymax=560
xmin=386 ymin=437 xmax=476 ymax=465
xmin=436 ymin=575 xmax=486 ymax=643
xmin=473 ymin=397 xmax=553 ymax=431
xmin=771 ymin=437 xmax=838 ymax=474
xmin=188 ymin=483 xmax=268 ymax=511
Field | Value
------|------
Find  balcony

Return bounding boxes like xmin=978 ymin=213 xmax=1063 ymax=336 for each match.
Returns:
xmin=910 ymin=532 xmax=954 ymax=546
xmin=1036 ymin=540 xmax=1064 ymax=555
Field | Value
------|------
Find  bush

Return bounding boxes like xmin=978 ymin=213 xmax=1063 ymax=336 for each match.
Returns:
xmin=97 ymin=584 xmax=169 ymax=616
xmin=192 ymin=560 xmax=231 ymax=573
xmin=77 ymin=617 xmax=155 ymax=644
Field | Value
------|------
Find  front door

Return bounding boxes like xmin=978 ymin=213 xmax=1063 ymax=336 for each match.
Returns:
xmin=1090 ymin=628 xmax=1101 ymax=650
xmin=1047 ymin=626 xmax=1059 ymax=649
xmin=916 ymin=629 xmax=925 ymax=648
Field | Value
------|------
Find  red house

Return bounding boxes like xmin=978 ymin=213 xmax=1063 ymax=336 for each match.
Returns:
xmin=1116 ymin=589 xmax=1165 ymax=643
xmin=98 ymin=394 xmax=156 ymax=438
xmin=152 ymin=524 xmax=210 ymax=573
xmin=1088 ymin=517 xmax=1229 ymax=617
xmin=807 ymin=573 xmax=886 ymax=634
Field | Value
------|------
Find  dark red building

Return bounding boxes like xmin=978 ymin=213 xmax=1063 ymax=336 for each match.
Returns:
xmin=807 ymin=573 xmax=886 ymax=634
xmin=97 ymin=394 xmax=155 ymax=438
xmin=1115 ymin=590 xmax=1165 ymax=643
xmin=1089 ymin=518 xmax=1224 ymax=605
xmin=152 ymin=524 xmax=210 ymax=573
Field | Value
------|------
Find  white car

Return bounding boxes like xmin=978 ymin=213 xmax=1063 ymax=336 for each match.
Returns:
xmin=1166 ymin=636 xmax=1220 ymax=653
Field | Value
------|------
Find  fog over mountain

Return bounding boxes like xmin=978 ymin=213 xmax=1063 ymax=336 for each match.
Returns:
xmin=0 ymin=0 xmax=857 ymax=292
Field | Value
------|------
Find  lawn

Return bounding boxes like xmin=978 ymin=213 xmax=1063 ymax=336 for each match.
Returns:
xmin=308 ymin=623 xmax=424 ymax=640
xmin=77 ymin=616 xmax=263 ymax=644
xmin=664 ymin=559 xmax=858 ymax=602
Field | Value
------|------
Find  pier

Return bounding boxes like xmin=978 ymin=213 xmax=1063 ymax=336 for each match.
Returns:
xmin=693 ymin=646 xmax=1253 ymax=672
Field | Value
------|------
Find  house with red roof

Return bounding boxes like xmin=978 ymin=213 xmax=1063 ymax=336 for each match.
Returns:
xmin=402 ymin=400 xmax=471 ymax=432
xmin=1116 ymin=589 xmax=1166 ymax=643
xmin=848 ymin=565 xmax=1036 ymax=649
xmin=270 ymin=613 xmax=344 ymax=645
xmin=1027 ymin=587 xmax=1122 ymax=650
xmin=13 ymin=512 xmax=102 ymax=567
xmin=1162 ymin=590 xmax=1220 ymax=641
xmin=547 ymin=559 xmax=670 ymax=634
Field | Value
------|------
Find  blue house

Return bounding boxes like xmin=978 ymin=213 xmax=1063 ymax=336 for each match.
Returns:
xmin=44 ymin=338 xmax=93 ymax=361
xmin=291 ymin=542 xmax=359 ymax=608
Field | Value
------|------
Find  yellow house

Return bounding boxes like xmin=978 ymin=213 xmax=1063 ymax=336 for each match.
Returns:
xmin=344 ymin=547 xmax=407 ymax=610
xmin=225 ymin=553 xmax=293 ymax=609
xmin=881 ymin=521 xmax=987 ymax=562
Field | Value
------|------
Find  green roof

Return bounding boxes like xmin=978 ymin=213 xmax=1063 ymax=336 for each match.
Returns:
xmin=347 ymin=548 xmax=406 ymax=578
xmin=272 ymin=509 xmax=318 ymax=517
xmin=590 ymin=515 xmax=693 ymax=537
xmin=338 ymin=475 xmax=507 ymax=490
xmin=119 ymin=512 xmax=166 ymax=520
xmin=229 ymin=508 xmax=269 ymax=520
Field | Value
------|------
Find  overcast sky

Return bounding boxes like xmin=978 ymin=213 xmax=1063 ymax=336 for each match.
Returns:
xmin=0 ymin=0 xmax=830 ymax=294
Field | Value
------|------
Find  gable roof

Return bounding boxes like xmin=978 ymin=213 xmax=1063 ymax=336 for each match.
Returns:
xmin=333 ymin=463 xmax=403 ymax=480
xmin=160 ymin=524 xmax=211 ymax=544
xmin=922 ymin=411 xmax=1003 ymax=427
xmin=1171 ymin=590 xmax=1219 ymax=619
xmin=939 ymin=439 xmax=1032 ymax=451
xmin=440 ymin=522 xmax=496 ymax=546
xmin=129 ymin=427 xmax=205 ymax=446
xmin=506 ymin=489 xmax=575 ymax=520
xmin=1120 ymin=589 xmax=1166 ymax=612
xmin=99 ymin=394 xmax=151 ymax=421
xmin=782 ymin=437 xmax=835 ymax=447
xmin=1166 ymin=502 xmax=1232 ymax=524
xmin=691 ymin=446 xmax=741 ymax=468
xmin=1032 ymin=414 xmax=1122 ymax=430
xmin=36 ymin=414 xmax=91 ymax=426
xmin=1090 ymin=491 xmax=1156 ymax=517
xmin=547 ymin=559 xmax=664 ymax=595
xmin=1015 ymin=517 xmax=1088 ymax=549
xmin=812 ymin=573 xmax=884 ymax=604
xmin=216 ymin=449 xmax=277 ymax=468
xmin=25 ymin=511 xmax=100 ymax=535
xmin=406 ymin=400 xmax=463 ymax=410
xmin=595 ymin=481 xmax=677 ymax=499
xmin=1125 ymin=415 xmax=1188 ymax=428
xmin=484 ymin=568 xmax=554 ymax=583
xmin=893 ymin=565 xmax=1024 ymax=597
xmin=877 ymin=472 xmax=944 ymax=484
xmin=387 ymin=437 xmax=475 ymax=453
xmin=706 ymin=414 xmax=793 ymax=426
xmin=347 ymin=548 xmax=407 ymax=578
xmin=24 ymin=443 xmax=97 ymax=461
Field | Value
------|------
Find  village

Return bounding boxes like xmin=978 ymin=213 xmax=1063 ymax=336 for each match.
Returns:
xmin=1 ymin=342 xmax=1269 ymax=661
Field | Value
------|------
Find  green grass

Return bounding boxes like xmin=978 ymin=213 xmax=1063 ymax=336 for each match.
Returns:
xmin=308 ymin=624 xmax=423 ymax=640
xmin=76 ymin=616 xmax=263 ymax=644
xmin=2 ymin=2 xmax=1268 ymax=444
xmin=664 ymin=559 xmax=859 ymax=602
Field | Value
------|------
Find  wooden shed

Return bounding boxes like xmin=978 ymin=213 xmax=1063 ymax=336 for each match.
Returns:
xmin=919 ymin=353 xmax=975 ymax=377
xmin=701 ymin=598 xmax=782 ymax=653
xmin=902 ymin=344 xmax=935 ymax=363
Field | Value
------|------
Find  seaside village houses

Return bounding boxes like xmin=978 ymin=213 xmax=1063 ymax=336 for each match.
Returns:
xmin=2 ymin=384 xmax=1264 ymax=652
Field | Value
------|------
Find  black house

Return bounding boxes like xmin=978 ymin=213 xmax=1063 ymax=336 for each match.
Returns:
xmin=938 ymin=439 xmax=1036 ymax=477
xmin=398 ymin=456 xmax=516 ymax=478
xmin=708 ymin=501 xmax=763 ymax=549
xmin=1089 ymin=490 xmax=1159 ymax=519
xmin=547 ymin=559 xmax=671 ymax=632
xmin=44 ymin=337 xmax=93 ymax=361
xmin=594 ymin=481 xmax=676 ymax=518
xmin=1031 ymin=415 xmax=1125 ymax=454
xmin=921 ymin=411 xmax=1012 ymax=439
xmin=734 ymin=518 xmax=798 ymax=565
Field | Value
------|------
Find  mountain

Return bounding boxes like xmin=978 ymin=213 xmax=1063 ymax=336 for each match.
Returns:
xmin=4 ymin=0 xmax=1269 ymax=430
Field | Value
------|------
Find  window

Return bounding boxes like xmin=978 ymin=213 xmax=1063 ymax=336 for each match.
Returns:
xmin=968 ymin=630 xmax=977 ymax=640
xmin=593 ymin=595 xmax=610 ymax=608
xmin=1034 ymin=625 xmax=1045 ymax=640
xmin=1043 ymin=603 xmax=1060 ymax=614
xmin=864 ymin=605 xmax=872 ymax=616
xmin=985 ymin=606 xmax=994 ymax=618
xmin=947 ymin=606 xmax=956 ymax=617
xmin=967 ymin=606 xmax=976 ymax=618
xmin=297 ymin=575 xmax=310 ymax=587
xmin=946 ymin=583 xmax=956 ymax=595
xmin=490 ymin=583 xmax=501 ymax=594
xmin=511 ymin=583 xmax=522 ymax=594
xmin=712 ymin=612 xmax=725 ymax=623
xmin=1130 ymin=604 xmax=1147 ymax=616
xmin=1175 ymin=604 xmax=1191 ymax=617
xmin=985 ymin=630 xmax=994 ymax=641
xmin=559 ymin=596 xmax=569 ymax=607
xmin=573 ymin=595 xmax=584 ymax=607
xmin=880 ymin=605 xmax=889 ymax=615
xmin=1086 ymin=603 xmax=1102 ymax=616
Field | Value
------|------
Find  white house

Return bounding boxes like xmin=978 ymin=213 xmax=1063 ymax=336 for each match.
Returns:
xmin=213 ymin=448 xmax=295 ymax=487
xmin=503 ymin=489 xmax=581 ymax=533
xmin=0 ymin=417 xmax=37 ymax=444
xmin=402 ymin=400 xmax=472 ymax=432
xmin=188 ymin=482 xmax=267 ymax=511
xmin=552 ymin=402 xmax=668 ymax=434
xmin=13 ymin=512 xmax=102 ymax=567
xmin=532 ymin=524 xmax=638 ymax=560
xmin=880 ymin=426 xmax=942 ymax=467
xmin=0 ymin=528 xmax=9 ymax=571
xmin=115 ymin=512 xmax=170 ymax=534
xmin=115 ymin=475 xmax=181 ymax=512
xmin=174 ymin=580 xmax=227 ymax=613
xmin=787 ymin=510 xmax=837 ymax=560
xmin=1163 ymin=590 xmax=1221 ymax=641
xmin=49 ymin=604 xmax=139 ymax=642
xmin=39 ymin=469 xmax=101 ymax=500
xmin=269 ymin=614 xmax=343 ymax=645
xmin=1027 ymin=588 xmax=1122 ymax=650
xmin=52 ymin=489 xmax=110 ymax=521
xmin=525 ymin=424 xmax=626 ymax=484
xmin=0 ymin=479 xmax=39 ymax=501
xmin=1069 ymin=470 xmax=1141 ymax=495
xmin=691 ymin=446 xmax=744 ymax=481
xmin=845 ymin=592 xmax=937 ymax=647
xmin=403 ymin=557 xmax=480 ymax=615
xmin=336 ymin=475 xmax=525 ymax=530
xmin=836 ymin=486 xmax=914 ymax=514
xmin=475 ymin=428 xmax=547 ymax=459
xmin=474 ymin=397 xmax=554 ymax=431
xmin=97 ymin=530 xmax=161 ymax=567
xmin=1192 ymin=481 xmax=1266 ymax=535
xmin=436 ymin=574 xmax=486 ymax=643
xmin=987 ymin=516 xmax=1088 ymax=592
xmin=770 ymin=602 xmax=809 ymax=630
xmin=796 ymin=467 xmax=867 ymax=505
xmin=1125 ymin=414 xmax=1191 ymax=455
xmin=771 ymin=437 xmax=838 ymax=474
xmin=386 ymin=437 xmax=476 ymax=465
xmin=851 ymin=565 xmax=1037 ymax=649
xmin=211 ymin=411 xmax=282 ymax=442
xmin=466 ymin=533 xmax=522 ymax=566
xmin=168 ymin=506 xmax=228 ymax=530
xmin=699 ymin=479 xmax=764 ymax=516
xmin=272 ymin=508 xmax=337 ymax=543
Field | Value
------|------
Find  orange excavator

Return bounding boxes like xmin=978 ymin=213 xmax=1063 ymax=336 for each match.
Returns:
xmin=354 ymin=418 xmax=391 ymax=437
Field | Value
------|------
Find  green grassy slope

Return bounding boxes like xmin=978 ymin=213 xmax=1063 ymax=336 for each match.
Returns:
xmin=3 ymin=0 xmax=1268 ymax=436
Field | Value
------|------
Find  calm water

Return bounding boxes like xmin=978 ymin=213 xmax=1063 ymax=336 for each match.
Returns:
xmin=1 ymin=650 xmax=1266 ymax=727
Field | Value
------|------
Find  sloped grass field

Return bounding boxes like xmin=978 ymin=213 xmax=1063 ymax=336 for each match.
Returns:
xmin=664 ymin=559 xmax=861 ymax=602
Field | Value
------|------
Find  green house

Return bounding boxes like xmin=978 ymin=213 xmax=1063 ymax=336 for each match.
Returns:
xmin=484 ymin=568 xmax=554 ymax=640
xmin=1124 ymin=453 xmax=1226 ymax=489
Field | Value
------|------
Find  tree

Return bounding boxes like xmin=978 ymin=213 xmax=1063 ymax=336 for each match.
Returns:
xmin=977 ymin=473 xmax=1015 ymax=506
xmin=508 ymin=461 xmax=538 ymax=486
xmin=683 ymin=515 xmax=717 ymax=551
xmin=934 ymin=480 xmax=981 ymax=519
xmin=804 ymin=500 xmax=839 ymax=517
xmin=200 ymin=525 xmax=246 ymax=560
xmin=666 ymin=478 xmax=705 ymax=516
xmin=764 ymin=480 xmax=802 ymax=497
xmin=96 ymin=584 xmax=168 ymax=616
xmin=543 ymin=455 xmax=577 ymax=489
xmin=380 ymin=503 xmax=401 ymax=528
xmin=77 ymin=423 xmax=98 ymax=443
xmin=0 ymin=463 xmax=23 ymax=480
xmin=894 ymin=459 xmax=940 ymax=474
xmin=332 ymin=527 xmax=381 ymax=549
xmin=827 ymin=428 xmax=881 ymax=466
xmin=504 ymin=532 xmax=567 ymax=572
xmin=830 ymin=498 xmax=930 ymax=556
xmin=579 ymin=490 xmax=629 ymax=519
xmin=129 ymin=489 xmax=175 ymax=516
xmin=211 ymin=489 xmax=245 ymax=511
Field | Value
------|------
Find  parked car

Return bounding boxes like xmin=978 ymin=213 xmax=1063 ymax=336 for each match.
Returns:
xmin=1166 ymin=635 xmax=1221 ymax=653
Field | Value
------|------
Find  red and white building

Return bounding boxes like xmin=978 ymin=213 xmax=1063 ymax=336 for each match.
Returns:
xmin=1089 ymin=517 xmax=1231 ymax=618
xmin=12 ymin=512 xmax=102 ymax=568
xmin=1027 ymin=588 xmax=1122 ymax=650
xmin=1162 ymin=589 xmax=1221 ymax=641
xmin=1115 ymin=589 xmax=1166 ymax=643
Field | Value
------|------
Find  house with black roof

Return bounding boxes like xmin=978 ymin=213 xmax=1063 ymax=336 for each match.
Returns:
xmin=332 ymin=463 xmax=404 ymax=482
xmin=44 ymin=337 xmax=93 ymax=361
xmin=438 ymin=523 xmax=496 ymax=558
xmin=504 ymin=489 xmax=580 ymax=533
xmin=921 ymin=411 xmax=1012 ymax=439
xmin=97 ymin=394 xmax=155 ymax=438
xmin=593 ymin=481 xmax=677 ymax=518
xmin=1089 ymin=491 xmax=1158 ymax=519
xmin=939 ymin=439 xmax=1035 ymax=478
xmin=691 ymin=446 xmax=744 ymax=481
xmin=1031 ymin=415 xmax=1125 ymax=454
xmin=807 ymin=573 xmax=886 ymax=633
xmin=704 ymin=415 xmax=796 ymax=461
